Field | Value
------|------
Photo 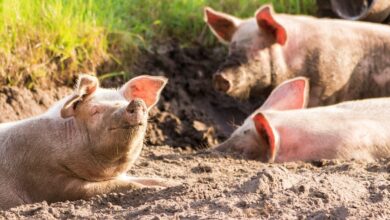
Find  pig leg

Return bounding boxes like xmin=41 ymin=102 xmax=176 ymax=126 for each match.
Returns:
xmin=64 ymin=175 xmax=172 ymax=199
xmin=121 ymin=176 xmax=172 ymax=187
xmin=83 ymin=177 xmax=170 ymax=195
xmin=0 ymin=196 xmax=24 ymax=210
xmin=0 ymin=183 xmax=27 ymax=210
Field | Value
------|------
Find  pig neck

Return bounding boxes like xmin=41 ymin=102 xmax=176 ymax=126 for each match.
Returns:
xmin=59 ymin=117 xmax=146 ymax=181
xmin=266 ymin=33 xmax=302 ymax=87
xmin=260 ymin=110 xmax=330 ymax=162
xmin=271 ymin=15 xmax=390 ymax=88
xmin=267 ymin=15 xmax=324 ymax=86
xmin=264 ymin=109 xmax=350 ymax=162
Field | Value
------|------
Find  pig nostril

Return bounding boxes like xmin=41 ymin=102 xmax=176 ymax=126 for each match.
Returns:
xmin=213 ymin=74 xmax=231 ymax=92
xmin=126 ymin=105 xmax=136 ymax=114
xmin=127 ymin=99 xmax=146 ymax=114
xmin=220 ymin=79 xmax=231 ymax=92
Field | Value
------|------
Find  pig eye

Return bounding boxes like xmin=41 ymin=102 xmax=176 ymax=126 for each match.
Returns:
xmin=73 ymin=100 xmax=81 ymax=110
xmin=243 ymin=130 xmax=249 ymax=135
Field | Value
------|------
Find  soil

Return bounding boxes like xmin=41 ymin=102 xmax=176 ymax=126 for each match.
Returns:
xmin=137 ymin=43 xmax=262 ymax=149
xmin=0 ymin=44 xmax=389 ymax=219
xmin=0 ymin=86 xmax=71 ymax=123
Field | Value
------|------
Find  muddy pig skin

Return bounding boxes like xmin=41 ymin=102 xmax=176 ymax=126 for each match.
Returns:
xmin=0 ymin=74 xmax=169 ymax=210
xmin=215 ymin=77 xmax=390 ymax=162
xmin=204 ymin=5 xmax=390 ymax=106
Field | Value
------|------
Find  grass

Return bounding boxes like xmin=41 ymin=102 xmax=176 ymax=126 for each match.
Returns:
xmin=123 ymin=0 xmax=316 ymax=45
xmin=0 ymin=0 xmax=109 ymax=87
xmin=0 ymin=0 xmax=316 ymax=87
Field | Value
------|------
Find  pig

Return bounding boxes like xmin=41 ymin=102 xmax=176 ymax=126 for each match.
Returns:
xmin=0 ymin=74 xmax=170 ymax=210
xmin=214 ymin=77 xmax=390 ymax=162
xmin=204 ymin=5 xmax=390 ymax=106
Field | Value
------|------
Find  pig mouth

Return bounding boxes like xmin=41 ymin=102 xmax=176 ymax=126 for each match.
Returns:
xmin=108 ymin=123 xmax=144 ymax=131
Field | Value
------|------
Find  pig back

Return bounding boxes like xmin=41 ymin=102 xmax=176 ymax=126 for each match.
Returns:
xmin=266 ymin=99 xmax=390 ymax=161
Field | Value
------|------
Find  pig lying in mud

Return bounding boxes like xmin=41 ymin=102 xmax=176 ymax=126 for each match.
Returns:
xmin=215 ymin=77 xmax=390 ymax=162
xmin=0 ymin=74 xmax=169 ymax=210
xmin=204 ymin=5 xmax=390 ymax=106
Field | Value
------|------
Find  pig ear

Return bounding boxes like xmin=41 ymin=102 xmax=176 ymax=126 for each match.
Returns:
xmin=204 ymin=7 xmax=241 ymax=44
xmin=260 ymin=77 xmax=309 ymax=111
xmin=255 ymin=5 xmax=287 ymax=45
xmin=121 ymin=75 xmax=168 ymax=109
xmin=253 ymin=113 xmax=280 ymax=162
xmin=60 ymin=74 xmax=99 ymax=118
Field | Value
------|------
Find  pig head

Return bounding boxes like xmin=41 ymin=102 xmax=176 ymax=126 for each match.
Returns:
xmin=215 ymin=77 xmax=390 ymax=162
xmin=205 ymin=5 xmax=390 ymax=105
xmin=0 ymin=74 xmax=169 ymax=209
xmin=58 ymin=74 xmax=167 ymax=180
xmin=214 ymin=77 xmax=309 ymax=161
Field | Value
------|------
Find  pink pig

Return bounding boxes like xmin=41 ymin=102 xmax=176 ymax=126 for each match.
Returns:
xmin=204 ymin=5 xmax=390 ymax=106
xmin=0 ymin=74 xmax=170 ymax=209
xmin=215 ymin=77 xmax=390 ymax=162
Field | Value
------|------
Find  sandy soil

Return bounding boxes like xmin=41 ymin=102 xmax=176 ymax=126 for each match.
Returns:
xmin=0 ymin=44 xmax=389 ymax=219
xmin=1 ymin=146 xmax=389 ymax=219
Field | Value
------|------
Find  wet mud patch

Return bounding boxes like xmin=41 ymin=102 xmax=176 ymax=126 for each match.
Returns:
xmin=103 ymin=43 xmax=262 ymax=148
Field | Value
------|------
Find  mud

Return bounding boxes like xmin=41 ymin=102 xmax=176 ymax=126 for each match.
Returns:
xmin=117 ymin=43 xmax=263 ymax=148
xmin=0 ymin=44 xmax=389 ymax=219
xmin=0 ymin=86 xmax=70 ymax=123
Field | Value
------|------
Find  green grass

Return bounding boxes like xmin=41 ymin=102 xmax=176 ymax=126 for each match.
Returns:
xmin=0 ymin=0 xmax=109 ymax=87
xmin=123 ymin=0 xmax=316 ymax=45
xmin=0 ymin=0 xmax=316 ymax=87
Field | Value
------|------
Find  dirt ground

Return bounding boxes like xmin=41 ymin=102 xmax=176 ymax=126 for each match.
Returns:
xmin=0 ymin=45 xmax=389 ymax=219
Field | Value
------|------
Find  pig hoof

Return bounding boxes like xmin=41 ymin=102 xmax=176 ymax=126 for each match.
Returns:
xmin=132 ymin=177 xmax=179 ymax=188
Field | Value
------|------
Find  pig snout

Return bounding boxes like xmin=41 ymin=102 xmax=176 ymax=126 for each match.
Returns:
xmin=125 ymin=98 xmax=147 ymax=126
xmin=213 ymin=73 xmax=232 ymax=93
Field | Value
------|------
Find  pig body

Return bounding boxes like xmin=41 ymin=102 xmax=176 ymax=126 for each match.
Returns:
xmin=263 ymin=99 xmax=390 ymax=162
xmin=0 ymin=75 xmax=168 ymax=210
xmin=205 ymin=5 xmax=390 ymax=106
xmin=215 ymin=77 xmax=390 ymax=162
